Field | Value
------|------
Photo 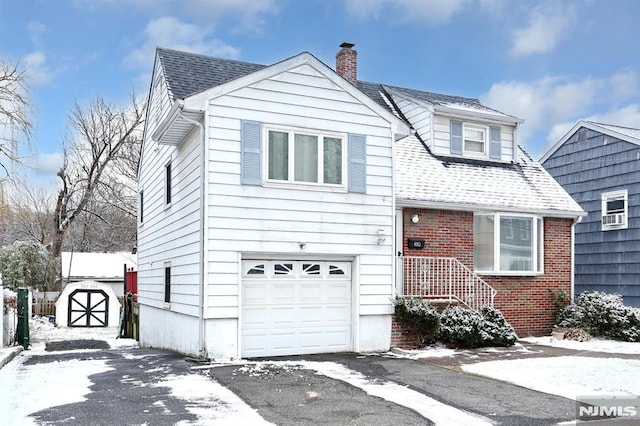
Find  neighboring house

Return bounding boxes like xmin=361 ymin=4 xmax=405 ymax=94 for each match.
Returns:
xmin=138 ymin=43 xmax=584 ymax=360
xmin=541 ymin=120 xmax=640 ymax=307
xmin=61 ymin=251 xmax=137 ymax=298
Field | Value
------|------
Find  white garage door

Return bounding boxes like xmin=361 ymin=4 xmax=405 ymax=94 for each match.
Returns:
xmin=241 ymin=260 xmax=352 ymax=358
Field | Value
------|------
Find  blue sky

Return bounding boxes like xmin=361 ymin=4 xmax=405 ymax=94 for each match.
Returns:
xmin=2 ymin=0 xmax=640 ymax=182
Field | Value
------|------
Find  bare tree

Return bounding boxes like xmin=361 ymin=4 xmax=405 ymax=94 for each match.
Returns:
xmin=52 ymin=95 xmax=145 ymax=260
xmin=0 ymin=60 xmax=32 ymax=177
xmin=1 ymin=181 xmax=55 ymax=246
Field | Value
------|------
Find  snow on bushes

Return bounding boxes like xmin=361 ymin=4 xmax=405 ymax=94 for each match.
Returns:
xmin=393 ymin=297 xmax=440 ymax=346
xmin=439 ymin=305 xmax=517 ymax=349
xmin=394 ymin=297 xmax=517 ymax=348
xmin=557 ymin=291 xmax=640 ymax=342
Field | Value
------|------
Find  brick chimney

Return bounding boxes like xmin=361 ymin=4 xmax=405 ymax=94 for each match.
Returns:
xmin=336 ymin=42 xmax=357 ymax=85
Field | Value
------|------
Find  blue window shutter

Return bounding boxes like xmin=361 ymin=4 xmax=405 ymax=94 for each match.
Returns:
xmin=348 ymin=133 xmax=366 ymax=193
xmin=241 ymin=120 xmax=262 ymax=185
xmin=450 ymin=120 xmax=463 ymax=154
xmin=489 ymin=126 xmax=501 ymax=159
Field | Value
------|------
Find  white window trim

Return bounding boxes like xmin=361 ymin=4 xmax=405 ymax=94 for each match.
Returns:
xmin=601 ymin=189 xmax=628 ymax=231
xmin=475 ymin=213 xmax=544 ymax=276
xmin=163 ymin=261 xmax=171 ymax=308
xmin=164 ymin=160 xmax=172 ymax=208
xmin=463 ymin=123 xmax=487 ymax=157
xmin=264 ymin=125 xmax=347 ymax=190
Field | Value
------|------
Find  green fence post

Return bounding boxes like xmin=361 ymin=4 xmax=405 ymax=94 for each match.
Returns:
xmin=16 ymin=288 xmax=30 ymax=349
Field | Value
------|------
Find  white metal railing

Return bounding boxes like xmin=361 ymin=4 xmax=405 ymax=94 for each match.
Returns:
xmin=397 ymin=256 xmax=496 ymax=312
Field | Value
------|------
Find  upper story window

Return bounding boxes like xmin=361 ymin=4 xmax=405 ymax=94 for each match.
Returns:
xmin=602 ymin=190 xmax=628 ymax=231
xmin=266 ymin=127 xmax=345 ymax=187
xmin=474 ymin=213 xmax=543 ymax=275
xmin=451 ymin=120 xmax=502 ymax=160
xmin=139 ymin=190 xmax=144 ymax=224
xmin=463 ymin=125 xmax=487 ymax=154
xmin=165 ymin=161 xmax=172 ymax=205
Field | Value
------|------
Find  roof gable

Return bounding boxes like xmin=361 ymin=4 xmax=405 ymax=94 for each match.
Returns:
xmin=540 ymin=120 xmax=640 ymax=163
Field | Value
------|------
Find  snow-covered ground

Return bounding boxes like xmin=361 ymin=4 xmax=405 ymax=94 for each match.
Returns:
xmin=392 ymin=336 xmax=640 ymax=401
xmin=2 ymin=318 xmax=640 ymax=425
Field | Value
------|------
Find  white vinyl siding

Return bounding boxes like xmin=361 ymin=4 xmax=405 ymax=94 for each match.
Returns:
xmin=390 ymin=96 xmax=433 ymax=149
xmin=137 ymin=125 xmax=202 ymax=317
xmin=433 ymin=115 xmax=515 ymax=161
xmin=204 ymin=63 xmax=395 ymax=319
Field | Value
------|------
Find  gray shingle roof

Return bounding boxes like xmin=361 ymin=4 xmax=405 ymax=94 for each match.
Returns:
xmin=157 ymin=48 xmax=266 ymax=101
xmin=395 ymin=135 xmax=584 ymax=215
xmin=155 ymin=47 xmax=582 ymax=216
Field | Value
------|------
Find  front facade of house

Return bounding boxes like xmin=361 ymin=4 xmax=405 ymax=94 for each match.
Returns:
xmin=541 ymin=121 xmax=640 ymax=307
xmin=138 ymin=46 xmax=410 ymax=359
xmin=138 ymin=44 xmax=584 ymax=360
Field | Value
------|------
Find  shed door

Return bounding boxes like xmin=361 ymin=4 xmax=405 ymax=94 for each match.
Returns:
xmin=241 ymin=260 xmax=352 ymax=358
xmin=68 ymin=289 xmax=109 ymax=327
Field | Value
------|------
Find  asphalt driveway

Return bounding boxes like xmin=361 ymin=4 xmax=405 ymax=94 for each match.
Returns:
xmin=2 ymin=341 xmax=578 ymax=425
xmin=208 ymin=352 xmax=576 ymax=426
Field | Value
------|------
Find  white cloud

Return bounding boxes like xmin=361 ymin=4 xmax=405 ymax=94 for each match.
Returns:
xmin=24 ymin=52 xmax=55 ymax=86
xmin=124 ymin=17 xmax=240 ymax=70
xmin=73 ymin=0 xmax=277 ymax=33
xmin=509 ymin=2 xmax=576 ymax=57
xmin=343 ymin=0 xmax=468 ymax=24
xmin=546 ymin=104 xmax=640 ymax=150
xmin=27 ymin=21 xmax=46 ymax=46
xmin=480 ymin=70 xmax=640 ymax=154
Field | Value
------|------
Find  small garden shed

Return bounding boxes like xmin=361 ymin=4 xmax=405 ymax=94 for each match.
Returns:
xmin=55 ymin=280 xmax=120 ymax=327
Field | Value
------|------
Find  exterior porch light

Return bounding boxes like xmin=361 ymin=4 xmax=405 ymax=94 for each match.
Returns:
xmin=411 ymin=214 xmax=420 ymax=223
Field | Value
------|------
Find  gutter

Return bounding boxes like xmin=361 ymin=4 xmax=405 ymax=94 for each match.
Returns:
xmin=394 ymin=199 xmax=587 ymax=219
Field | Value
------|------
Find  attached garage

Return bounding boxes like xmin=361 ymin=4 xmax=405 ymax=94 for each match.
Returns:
xmin=241 ymin=260 xmax=352 ymax=358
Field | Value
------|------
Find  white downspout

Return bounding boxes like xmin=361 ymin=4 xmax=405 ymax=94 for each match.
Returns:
xmin=571 ymin=216 xmax=583 ymax=303
xmin=177 ymin=107 xmax=207 ymax=358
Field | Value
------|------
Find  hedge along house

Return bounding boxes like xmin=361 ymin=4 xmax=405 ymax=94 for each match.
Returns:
xmin=541 ymin=121 xmax=640 ymax=307
xmin=388 ymin=86 xmax=586 ymax=340
xmin=137 ymin=43 xmax=584 ymax=360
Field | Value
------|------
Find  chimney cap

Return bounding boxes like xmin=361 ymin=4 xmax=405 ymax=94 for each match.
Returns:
xmin=339 ymin=42 xmax=355 ymax=49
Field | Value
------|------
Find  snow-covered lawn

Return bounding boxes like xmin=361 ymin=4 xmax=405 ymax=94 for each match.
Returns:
xmin=396 ymin=336 xmax=640 ymax=401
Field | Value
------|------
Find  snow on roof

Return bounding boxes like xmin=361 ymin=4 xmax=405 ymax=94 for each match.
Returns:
xmin=61 ymin=252 xmax=137 ymax=281
xmin=394 ymin=135 xmax=585 ymax=216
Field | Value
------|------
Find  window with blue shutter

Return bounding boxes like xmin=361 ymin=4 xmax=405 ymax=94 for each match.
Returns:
xmin=489 ymin=126 xmax=501 ymax=159
xmin=450 ymin=120 xmax=463 ymax=155
xmin=241 ymin=120 xmax=263 ymax=185
xmin=348 ymin=133 xmax=366 ymax=193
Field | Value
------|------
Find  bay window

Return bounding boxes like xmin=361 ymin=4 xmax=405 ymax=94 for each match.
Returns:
xmin=474 ymin=213 xmax=543 ymax=274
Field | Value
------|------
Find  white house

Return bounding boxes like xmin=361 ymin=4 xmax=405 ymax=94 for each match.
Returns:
xmin=137 ymin=43 xmax=583 ymax=359
xmin=137 ymin=43 xmax=410 ymax=359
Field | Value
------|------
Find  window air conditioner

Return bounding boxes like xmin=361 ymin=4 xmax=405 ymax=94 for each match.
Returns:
xmin=602 ymin=213 xmax=625 ymax=226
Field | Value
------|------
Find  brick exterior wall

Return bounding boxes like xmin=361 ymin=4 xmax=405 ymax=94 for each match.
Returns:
xmin=392 ymin=208 xmax=573 ymax=348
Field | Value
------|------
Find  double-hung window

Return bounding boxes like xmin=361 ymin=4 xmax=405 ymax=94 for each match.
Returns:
xmin=464 ymin=125 xmax=486 ymax=154
xmin=474 ymin=213 xmax=543 ymax=274
xmin=601 ymin=190 xmax=628 ymax=230
xmin=267 ymin=128 xmax=345 ymax=186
